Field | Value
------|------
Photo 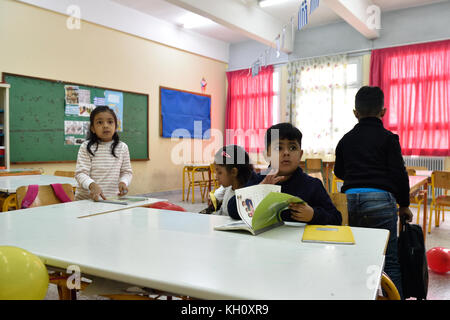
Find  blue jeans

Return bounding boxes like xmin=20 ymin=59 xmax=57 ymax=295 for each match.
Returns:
xmin=346 ymin=192 xmax=404 ymax=299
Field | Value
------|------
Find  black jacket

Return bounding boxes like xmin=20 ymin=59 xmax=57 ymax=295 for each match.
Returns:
xmin=334 ymin=117 xmax=410 ymax=207
xmin=227 ymin=167 xmax=342 ymax=225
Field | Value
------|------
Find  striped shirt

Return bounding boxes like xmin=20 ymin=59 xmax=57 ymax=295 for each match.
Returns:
xmin=75 ymin=140 xmax=133 ymax=200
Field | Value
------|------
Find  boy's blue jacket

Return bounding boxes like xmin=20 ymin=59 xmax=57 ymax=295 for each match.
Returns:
xmin=227 ymin=167 xmax=342 ymax=225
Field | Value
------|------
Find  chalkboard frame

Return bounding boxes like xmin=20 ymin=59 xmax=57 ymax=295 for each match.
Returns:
xmin=2 ymin=72 xmax=150 ymax=163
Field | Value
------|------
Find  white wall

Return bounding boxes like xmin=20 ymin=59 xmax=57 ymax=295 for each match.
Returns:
xmin=228 ymin=1 xmax=450 ymax=70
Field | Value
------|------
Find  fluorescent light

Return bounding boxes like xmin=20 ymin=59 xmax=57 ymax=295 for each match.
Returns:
xmin=179 ymin=12 xmax=214 ymax=29
xmin=259 ymin=0 xmax=291 ymax=8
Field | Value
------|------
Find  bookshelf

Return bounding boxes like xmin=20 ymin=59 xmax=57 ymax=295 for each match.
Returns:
xmin=0 ymin=83 xmax=10 ymax=169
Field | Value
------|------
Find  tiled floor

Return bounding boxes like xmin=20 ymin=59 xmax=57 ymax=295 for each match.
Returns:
xmin=45 ymin=189 xmax=450 ymax=300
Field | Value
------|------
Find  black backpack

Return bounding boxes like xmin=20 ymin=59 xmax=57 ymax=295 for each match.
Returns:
xmin=397 ymin=216 xmax=429 ymax=299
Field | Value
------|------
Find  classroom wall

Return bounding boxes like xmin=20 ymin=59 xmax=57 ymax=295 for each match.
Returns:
xmin=0 ymin=0 xmax=227 ymax=194
xmin=228 ymin=1 xmax=450 ymax=70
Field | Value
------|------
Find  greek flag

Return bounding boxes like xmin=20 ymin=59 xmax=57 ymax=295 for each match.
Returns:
xmin=310 ymin=0 xmax=320 ymax=14
xmin=298 ymin=0 xmax=308 ymax=31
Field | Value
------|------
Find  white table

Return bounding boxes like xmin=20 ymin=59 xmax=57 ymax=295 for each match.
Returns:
xmin=0 ymin=174 xmax=77 ymax=193
xmin=0 ymin=174 xmax=78 ymax=211
xmin=0 ymin=207 xmax=389 ymax=300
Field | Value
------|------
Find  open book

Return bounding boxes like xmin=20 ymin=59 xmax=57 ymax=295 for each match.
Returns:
xmin=301 ymin=225 xmax=355 ymax=244
xmin=97 ymin=196 xmax=149 ymax=205
xmin=214 ymin=184 xmax=304 ymax=235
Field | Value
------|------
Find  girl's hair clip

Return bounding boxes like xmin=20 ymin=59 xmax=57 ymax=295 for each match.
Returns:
xmin=222 ymin=151 xmax=232 ymax=158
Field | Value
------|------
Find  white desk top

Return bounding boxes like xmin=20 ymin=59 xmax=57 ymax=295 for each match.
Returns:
xmin=0 ymin=175 xmax=78 ymax=193
xmin=0 ymin=198 xmax=167 ymax=218
xmin=0 ymin=207 xmax=388 ymax=300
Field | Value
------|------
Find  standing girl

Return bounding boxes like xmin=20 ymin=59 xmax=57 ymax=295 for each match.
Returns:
xmin=75 ymin=106 xmax=132 ymax=201
xmin=213 ymin=145 xmax=254 ymax=216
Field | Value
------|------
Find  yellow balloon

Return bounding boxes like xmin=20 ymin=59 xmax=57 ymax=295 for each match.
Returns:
xmin=0 ymin=246 xmax=49 ymax=300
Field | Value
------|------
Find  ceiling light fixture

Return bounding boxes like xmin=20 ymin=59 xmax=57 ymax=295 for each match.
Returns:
xmin=180 ymin=12 xmax=214 ymax=29
xmin=259 ymin=0 xmax=291 ymax=8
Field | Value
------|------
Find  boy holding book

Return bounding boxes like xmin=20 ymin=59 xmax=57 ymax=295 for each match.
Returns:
xmin=228 ymin=123 xmax=342 ymax=225
xmin=334 ymin=86 xmax=413 ymax=299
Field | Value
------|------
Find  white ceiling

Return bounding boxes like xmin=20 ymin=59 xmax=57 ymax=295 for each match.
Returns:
xmin=111 ymin=0 xmax=447 ymax=44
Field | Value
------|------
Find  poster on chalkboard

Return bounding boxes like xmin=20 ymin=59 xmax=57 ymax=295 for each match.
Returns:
xmin=65 ymin=85 xmax=79 ymax=105
xmin=105 ymin=90 xmax=123 ymax=132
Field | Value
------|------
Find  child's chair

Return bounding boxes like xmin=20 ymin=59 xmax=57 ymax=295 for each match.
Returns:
xmin=209 ymin=164 xmax=220 ymax=191
xmin=406 ymin=169 xmax=427 ymax=225
xmin=331 ymin=173 xmax=344 ymax=193
xmin=377 ymin=272 xmax=401 ymax=300
xmin=329 ymin=192 xmax=348 ymax=226
xmin=15 ymin=184 xmax=89 ymax=300
xmin=182 ymin=164 xmax=209 ymax=203
xmin=430 ymin=171 xmax=450 ymax=230
xmin=406 ymin=166 xmax=428 ymax=171
xmin=54 ymin=170 xmax=75 ymax=178
xmin=305 ymin=159 xmax=324 ymax=178
xmin=16 ymin=184 xmax=75 ymax=209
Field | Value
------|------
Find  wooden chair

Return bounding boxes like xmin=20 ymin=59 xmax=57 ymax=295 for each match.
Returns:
xmin=16 ymin=184 xmax=75 ymax=209
xmin=182 ymin=164 xmax=209 ymax=203
xmin=54 ymin=171 xmax=77 ymax=194
xmin=331 ymin=173 xmax=344 ymax=193
xmin=406 ymin=166 xmax=428 ymax=171
xmin=15 ymin=184 xmax=84 ymax=300
xmin=54 ymin=170 xmax=75 ymax=178
xmin=406 ymin=169 xmax=426 ymax=225
xmin=329 ymin=192 xmax=348 ymax=226
xmin=377 ymin=272 xmax=401 ymax=300
xmin=305 ymin=159 xmax=324 ymax=176
xmin=430 ymin=171 xmax=450 ymax=230
xmin=209 ymin=164 xmax=220 ymax=191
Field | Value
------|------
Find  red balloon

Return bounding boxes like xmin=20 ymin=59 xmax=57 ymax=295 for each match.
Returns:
xmin=426 ymin=247 xmax=450 ymax=274
xmin=145 ymin=201 xmax=186 ymax=212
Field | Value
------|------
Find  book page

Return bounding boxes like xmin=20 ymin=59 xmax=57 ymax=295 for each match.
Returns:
xmin=235 ymin=184 xmax=281 ymax=229
xmin=252 ymin=192 xmax=304 ymax=231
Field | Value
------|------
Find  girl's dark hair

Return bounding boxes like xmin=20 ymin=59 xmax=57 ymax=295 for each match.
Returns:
xmin=87 ymin=106 xmax=120 ymax=158
xmin=214 ymin=145 xmax=254 ymax=187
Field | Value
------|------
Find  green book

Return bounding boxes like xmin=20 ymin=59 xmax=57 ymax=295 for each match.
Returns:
xmin=214 ymin=184 xmax=304 ymax=235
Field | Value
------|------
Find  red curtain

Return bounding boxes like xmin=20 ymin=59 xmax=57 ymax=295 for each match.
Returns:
xmin=370 ymin=40 xmax=450 ymax=156
xmin=225 ymin=65 xmax=274 ymax=153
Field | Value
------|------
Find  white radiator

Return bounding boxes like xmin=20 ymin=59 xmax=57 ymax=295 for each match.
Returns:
xmin=403 ymin=156 xmax=445 ymax=172
xmin=403 ymin=156 xmax=446 ymax=200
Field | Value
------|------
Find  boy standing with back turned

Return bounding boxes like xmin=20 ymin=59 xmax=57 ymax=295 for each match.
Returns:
xmin=334 ymin=86 xmax=413 ymax=299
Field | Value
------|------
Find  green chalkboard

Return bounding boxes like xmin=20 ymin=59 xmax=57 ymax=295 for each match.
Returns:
xmin=3 ymin=73 xmax=149 ymax=163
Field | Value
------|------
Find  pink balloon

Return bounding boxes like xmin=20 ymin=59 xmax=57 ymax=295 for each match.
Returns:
xmin=426 ymin=247 xmax=450 ymax=274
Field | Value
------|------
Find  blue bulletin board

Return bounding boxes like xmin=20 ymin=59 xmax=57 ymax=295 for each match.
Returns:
xmin=159 ymin=86 xmax=211 ymax=139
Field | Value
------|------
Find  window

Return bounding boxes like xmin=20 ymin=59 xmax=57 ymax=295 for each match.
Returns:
xmin=370 ymin=40 xmax=450 ymax=156
xmin=288 ymin=54 xmax=362 ymax=155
